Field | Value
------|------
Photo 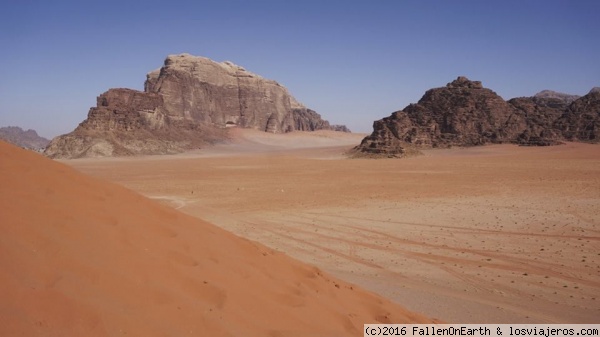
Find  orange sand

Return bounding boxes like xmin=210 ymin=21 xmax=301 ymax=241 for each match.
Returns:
xmin=0 ymin=140 xmax=432 ymax=337
xmin=66 ymin=129 xmax=600 ymax=323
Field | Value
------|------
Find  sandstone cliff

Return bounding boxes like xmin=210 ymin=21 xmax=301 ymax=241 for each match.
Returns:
xmin=354 ymin=77 xmax=599 ymax=157
xmin=45 ymin=88 xmax=227 ymax=158
xmin=46 ymin=54 xmax=346 ymax=158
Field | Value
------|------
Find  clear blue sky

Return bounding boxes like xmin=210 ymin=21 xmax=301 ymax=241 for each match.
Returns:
xmin=1 ymin=0 xmax=598 ymax=138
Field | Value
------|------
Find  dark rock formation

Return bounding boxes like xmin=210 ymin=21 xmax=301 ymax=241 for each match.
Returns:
xmin=355 ymin=77 xmax=526 ymax=157
xmin=350 ymin=112 xmax=421 ymax=158
xmin=554 ymin=91 xmax=600 ymax=142
xmin=46 ymin=54 xmax=347 ymax=158
xmin=290 ymin=107 xmax=332 ymax=132
xmin=330 ymin=124 xmax=351 ymax=133
xmin=0 ymin=126 xmax=50 ymax=150
xmin=508 ymin=95 xmax=568 ymax=146
xmin=355 ymin=77 xmax=599 ymax=157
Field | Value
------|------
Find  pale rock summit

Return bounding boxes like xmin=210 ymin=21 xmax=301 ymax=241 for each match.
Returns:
xmin=533 ymin=89 xmax=580 ymax=104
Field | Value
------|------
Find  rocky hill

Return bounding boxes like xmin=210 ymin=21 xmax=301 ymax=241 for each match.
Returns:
xmin=46 ymin=54 xmax=347 ymax=158
xmin=354 ymin=77 xmax=599 ymax=157
xmin=355 ymin=77 xmax=526 ymax=157
xmin=0 ymin=126 xmax=50 ymax=150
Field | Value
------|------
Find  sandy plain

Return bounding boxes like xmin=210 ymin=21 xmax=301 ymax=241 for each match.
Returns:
xmin=1 ymin=140 xmax=433 ymax=336
xmin=66 ymin=128 xmax=600 ymax=323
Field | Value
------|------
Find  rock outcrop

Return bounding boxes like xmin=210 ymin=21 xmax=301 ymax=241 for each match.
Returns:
xmin=0 ymin=126 xmax=50 ymax=150
xmin=45 ymin=88 xmax=227 ymax=158
xmin=46 ymin=54 xmax=347 ymax=158
xmin=508 ymin=94 xmax=570 ymax=146
xmin=354 ymin=77 xmax=599 ymax=157
xmin=330 ymin=124 xmax=352 ymax=133
xmin=554 ymin=90 xmax=600 ymax=142
xmin=355 ymin=77 xmax=526 ymax=157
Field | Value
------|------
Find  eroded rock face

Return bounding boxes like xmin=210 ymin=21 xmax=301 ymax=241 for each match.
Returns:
xmin=355 ymin=77 xmax=527 ymax=157
xmin=330 ymin=124 xmax=351 ymax=133
xmin=146 ymin=55 xmax=293 ymax=132
xmin=45 ymin=88 xmax=228 ymax=158
xmin=509 ymin=96 xmax=568 ymax=146
xmin=45 ymin=54 xmax=347 ymax=158
xmin=355 ymin=77 xmax=598 ymax=157
xmin=81 ymin=88 xmax=165 ymax=132
xmin=144 ymin=54 xmax=344 ymax=133
xmin=555 ymin=91 xmax=600 ymax=142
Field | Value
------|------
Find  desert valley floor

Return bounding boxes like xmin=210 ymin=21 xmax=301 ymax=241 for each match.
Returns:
xmin=65 ymin=128 xmax=600 ymax=323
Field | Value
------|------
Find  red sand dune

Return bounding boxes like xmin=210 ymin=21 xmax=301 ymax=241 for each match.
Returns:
xmin=0 ymin=141 xmax=432 ymax=336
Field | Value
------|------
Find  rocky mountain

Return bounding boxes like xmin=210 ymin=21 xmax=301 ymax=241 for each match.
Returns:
xmin=0 ymin=126 xmax=50 ymax=150
xmin=354 ymin=77 xmax=599 ymax=157
xmin=355 ymin=77 xmax=527 ymax=157
xmin=46 ymin=54 xmax=347 ymax=159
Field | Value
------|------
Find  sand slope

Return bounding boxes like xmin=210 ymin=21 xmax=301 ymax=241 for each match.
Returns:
xmin=0 ymin=140 xmax=431 ymax=336
xmin=65 ymin=130 xmax=600 ymax=323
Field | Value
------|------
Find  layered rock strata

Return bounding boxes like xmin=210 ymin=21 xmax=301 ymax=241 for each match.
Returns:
xmin=46 ymin=54 xmax=346 ymax=158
